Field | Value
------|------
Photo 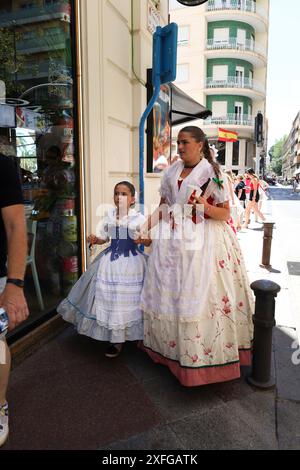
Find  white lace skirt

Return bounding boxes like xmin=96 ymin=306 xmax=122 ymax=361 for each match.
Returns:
xmin=57 ymin=247 xmax=147 ymax=343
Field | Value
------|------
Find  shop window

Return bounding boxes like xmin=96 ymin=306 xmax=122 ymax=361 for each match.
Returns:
xmin=0 ymin=0 xmax=79 ymax=338
xmin=176 ymin=64 xmax=189 ymax=83
xmin=20 ymin=2 xmax=34 ymax=9
xmin=146 ymin=70 xmax=171 ymax=173
xmin=178 ymin=26 xmax=189 ymax=46
xmin=209 ymin=139 xmax=225 ymax=166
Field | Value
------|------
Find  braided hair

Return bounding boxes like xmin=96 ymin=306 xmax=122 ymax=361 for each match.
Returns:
xmin=180 ymin=126 xmax=221 ymax=177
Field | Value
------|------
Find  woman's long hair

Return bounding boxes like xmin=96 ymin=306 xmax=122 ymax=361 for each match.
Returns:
xmin=180 ymin=126 xmax=220 ymax=177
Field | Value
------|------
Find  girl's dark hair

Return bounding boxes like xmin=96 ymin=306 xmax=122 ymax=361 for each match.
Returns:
xmin=114 ymin=181 xmax=136 ymax=197
xmin=180 ymin=126 xmax=220 ymax=177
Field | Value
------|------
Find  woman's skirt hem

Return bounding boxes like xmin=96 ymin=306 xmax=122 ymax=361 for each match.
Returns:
xmin=140 ymin=344 xmax=252 ymax=387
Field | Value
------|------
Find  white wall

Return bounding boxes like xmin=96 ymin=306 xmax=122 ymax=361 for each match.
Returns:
xmin=79 ymin=0 xmax=168 ymax=256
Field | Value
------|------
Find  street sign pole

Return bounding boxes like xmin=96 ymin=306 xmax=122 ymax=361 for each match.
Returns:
xmin=139 ymin=23 xmax=178 ymax=209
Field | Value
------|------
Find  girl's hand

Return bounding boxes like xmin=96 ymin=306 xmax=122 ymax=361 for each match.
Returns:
xmin=87 ymin=234 xmax=99 ymax=245
xmin=133 ymin=230 xmax=151 ymax=246
xmin=134 ymin=237 xmax=152 ymax=247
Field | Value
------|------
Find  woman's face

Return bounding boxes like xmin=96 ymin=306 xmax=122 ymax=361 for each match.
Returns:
xmin=177 ymin=132 xmax=203 ymax=164
xmin=114 ymin=184 xmax=135 ymax=212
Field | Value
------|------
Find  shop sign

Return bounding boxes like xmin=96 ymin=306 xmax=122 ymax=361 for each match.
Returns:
xmin=147 ymin=0 xmax=160 ymax=34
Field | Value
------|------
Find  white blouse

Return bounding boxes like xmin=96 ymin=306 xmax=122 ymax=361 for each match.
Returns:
xmin=159 ymin=158 xmax=229 ymax=207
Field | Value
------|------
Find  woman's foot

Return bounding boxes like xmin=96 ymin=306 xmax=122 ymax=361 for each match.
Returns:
xmin=105 ymin=343 xmax=122 ymax=358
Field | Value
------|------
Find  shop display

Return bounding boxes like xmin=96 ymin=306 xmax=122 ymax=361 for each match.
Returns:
xmin=0 ymin=0 xmax=78 ymax=325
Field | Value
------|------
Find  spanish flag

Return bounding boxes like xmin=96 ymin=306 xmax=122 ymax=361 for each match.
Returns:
xmin=218 ymin=128 xmax=238 ymax=142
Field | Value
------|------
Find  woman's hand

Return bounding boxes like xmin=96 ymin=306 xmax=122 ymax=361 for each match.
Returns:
xmin=192 ymin=195 xmax=208 ymax=211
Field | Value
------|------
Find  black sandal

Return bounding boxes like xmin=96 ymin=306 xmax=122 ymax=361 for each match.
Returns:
xmin=105 ymin=344 xmax=122 ymax=358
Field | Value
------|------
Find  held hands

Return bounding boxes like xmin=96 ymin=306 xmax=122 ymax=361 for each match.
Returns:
xmin=133 ymin=229 xmax=152 ymax=247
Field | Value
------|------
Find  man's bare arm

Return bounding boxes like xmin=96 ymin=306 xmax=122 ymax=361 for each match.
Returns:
xmin=0 ymin=205 xmax=29 ymax=330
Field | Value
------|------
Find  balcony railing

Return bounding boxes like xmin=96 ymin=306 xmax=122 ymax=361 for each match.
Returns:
xmin=205 ymin=76 xmax=265 ymax=93
xmin=0 ymin=2 xmax=70 ymax=26
xmin=204 ymin=113 xmax=254 ymax=126
xmin=16 ymin=34 xmax=67 ymax=52
xmin=206 ymin=0 xmax=267 ymax=18
xmin=206 ymin=37 xmax=266 ymax=57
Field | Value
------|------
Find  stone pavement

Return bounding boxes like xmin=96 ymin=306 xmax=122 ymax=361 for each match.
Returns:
xmin=1 ymin=197 xmax=300 ymax=451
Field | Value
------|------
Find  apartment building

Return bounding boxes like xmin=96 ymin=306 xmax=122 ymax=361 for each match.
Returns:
xmin=170 ymin=0 xmax=269 ymax=174
xmin=282 ymin=111 xmax=300 ymax=180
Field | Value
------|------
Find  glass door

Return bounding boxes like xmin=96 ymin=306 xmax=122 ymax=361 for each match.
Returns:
xmin=0 ymin=0 xmax=81 ymax=339
xmin=234 ymin=102 xmax=243 ymax=124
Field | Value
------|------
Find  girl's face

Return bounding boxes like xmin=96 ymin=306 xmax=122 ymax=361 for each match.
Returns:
xmin=177 ymin=132 xmax=203 ymax=164
xmin=114 ymin=184 xmax=135 ymax=212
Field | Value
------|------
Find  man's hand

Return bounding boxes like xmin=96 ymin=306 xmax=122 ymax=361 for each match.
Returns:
xmin=0 ymin=283 xmax=29 ymax=331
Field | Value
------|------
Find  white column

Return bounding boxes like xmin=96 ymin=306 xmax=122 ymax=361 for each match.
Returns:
xmin=225 ymin=141 xmax=233 ymax=168
xmin=239 ymin=139 xmax=246 ymax=172
xmin=255 ymin=145 xmax=261 ymax=175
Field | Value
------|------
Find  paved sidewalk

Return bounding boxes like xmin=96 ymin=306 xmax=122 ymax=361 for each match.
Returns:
xmin=1 ymin=200 xmax=300 ymax=450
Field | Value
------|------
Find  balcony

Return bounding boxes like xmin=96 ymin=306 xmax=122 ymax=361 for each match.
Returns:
xmin=203 ymin=113 xmax=254 ymax=126
xmin=201 ymin=113 xmax=254 ymax=139
xmin=206 ymin=0 xmax=268 ymax=33
xmin=205 ymin=76 xmax=265 ymax=100
xmin=205 ymin=37 xmax=267 ymax=67
xmin=0 ymin=3 xmax=70 ymax=27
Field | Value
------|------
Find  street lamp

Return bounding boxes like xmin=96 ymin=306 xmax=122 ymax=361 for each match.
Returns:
xmin=176 ymin=0 xmax=209 ymax=5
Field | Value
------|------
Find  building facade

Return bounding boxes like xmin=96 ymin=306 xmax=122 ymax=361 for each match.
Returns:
xmin=0 ymin=0 xmax=168 ymax=341
xmin=282 ymin=111 xmax=300 ymax=180
xmin=170 ymin=0 xmax=269 ymax=174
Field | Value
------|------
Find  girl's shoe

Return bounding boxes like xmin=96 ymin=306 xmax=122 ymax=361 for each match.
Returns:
xmin=105 ymin=344 xmax=122 ymax=358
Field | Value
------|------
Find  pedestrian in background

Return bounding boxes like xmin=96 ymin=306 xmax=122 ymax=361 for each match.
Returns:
xmin=242 ymin=168 xmax=266 ymax=228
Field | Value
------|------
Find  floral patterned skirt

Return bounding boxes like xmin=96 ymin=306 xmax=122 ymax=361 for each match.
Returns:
xmin=141 ymin=219 xmax=254 ymax=386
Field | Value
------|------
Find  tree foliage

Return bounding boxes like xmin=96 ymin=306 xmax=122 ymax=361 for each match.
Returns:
xmin=268 ymin=135 xmax=286 ymax=175
xmin=0 ymin=27 xmax=26 ymax=97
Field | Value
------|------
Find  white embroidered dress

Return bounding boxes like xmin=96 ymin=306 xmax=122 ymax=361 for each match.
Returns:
xmin=141 ymin=159 xmax=254 ymax=386
xmin=57 ymin=208 xmax=147 ymax=343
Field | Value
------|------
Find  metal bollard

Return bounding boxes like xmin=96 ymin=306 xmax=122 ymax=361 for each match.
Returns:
xmin=261 ymin=222 xmax=275 ymax=268
xmin=247 ymin=279 xmax=281 ymax=390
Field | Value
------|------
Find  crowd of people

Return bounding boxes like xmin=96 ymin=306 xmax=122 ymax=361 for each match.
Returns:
xmin=223 ymin=168 xmax=269 ymax=232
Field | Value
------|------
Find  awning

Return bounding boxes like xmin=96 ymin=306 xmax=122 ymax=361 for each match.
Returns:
xmin=170 ymin=83 xmax=212 ymax=125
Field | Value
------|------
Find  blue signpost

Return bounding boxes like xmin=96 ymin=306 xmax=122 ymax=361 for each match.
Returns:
xmin=139 ymin=22 xmax=178 ymax=209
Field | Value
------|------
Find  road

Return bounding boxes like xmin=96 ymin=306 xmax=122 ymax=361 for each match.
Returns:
xmin=268 ymin=185 xmax=300 ymax=266
xmin=267 ymin=185 xmax=300 ymax=342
